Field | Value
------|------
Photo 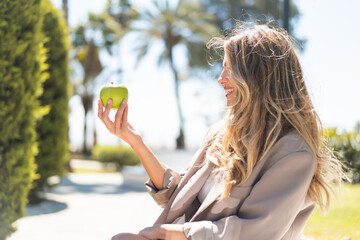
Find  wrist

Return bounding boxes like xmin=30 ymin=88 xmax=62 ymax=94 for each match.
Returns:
xmin=161 ymin=224 xmax=186 ymax=240
xmin=128 ymin=135 xmax=143 ymax=150
xmin=159 ymin=224 xmax=167 ymax=238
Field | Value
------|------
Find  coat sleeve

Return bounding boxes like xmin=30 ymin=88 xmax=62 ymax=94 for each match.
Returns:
xmin=144 ymin=147 xmax=204 ymax=208
xmin=144 ymin=166 xmax=182 ymax=208
xmin=182 ymin=151 xmax=316 ymax=240
xmin=144 ymin=123 xmax=221 ymax=208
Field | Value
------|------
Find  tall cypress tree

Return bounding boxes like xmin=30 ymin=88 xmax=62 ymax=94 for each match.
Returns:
xmin=29 ymin=0 xmax=70 ymax=203
xmin=0 ymin=0 xmax=46 ymax=238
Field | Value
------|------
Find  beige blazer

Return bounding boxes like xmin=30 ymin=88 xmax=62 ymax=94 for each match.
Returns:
xmin=145 ymin=130 xmax=316 ymax=240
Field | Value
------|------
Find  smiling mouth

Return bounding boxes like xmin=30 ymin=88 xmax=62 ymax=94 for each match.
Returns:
xmin=225 ymin=89 xmax=234 ymax=97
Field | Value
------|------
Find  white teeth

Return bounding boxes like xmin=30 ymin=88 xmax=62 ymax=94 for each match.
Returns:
xmin=225 ymin=89 xmax=233 ymax=94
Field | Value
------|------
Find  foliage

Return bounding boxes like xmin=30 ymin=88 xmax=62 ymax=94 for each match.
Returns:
xmin=72 ymin=24 xmax=103 ymax=154
xmin=0 ymin=0 xmax=46 ymax=238
xmin=132 ymin=0 xmax=219 ymax=148
xmin=304 ymin=183 xmax=360 ymax=239
xmin=92 ymin=145 xmax=140 ymax=169
xmin=324 ymin=123 xmax=360 ymax=183
xmin=29 ymin=0 xmax=70 ymax=203
xmin=71 ymin=0 xmax=138 ymax=153
xmin=201 ymin=0 xmax=301 ymax=36
xmin=69 ymin=0 xmax=305 ymax=151
xmin=133 ymin=0 xmax=218 ymax=68
xmin=201 ymin=0 xmax=305 ymax=78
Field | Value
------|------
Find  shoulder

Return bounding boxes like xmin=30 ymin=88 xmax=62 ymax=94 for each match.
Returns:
xmin=261 ymin=130 xmax=316 ymax=171
xmin=247 ymin=131 xmax=317 ymax=188
xmin=270 ymin=130 xmax=312 ymax=155
xmin=200 ymin=120 xmax=226 ymax=148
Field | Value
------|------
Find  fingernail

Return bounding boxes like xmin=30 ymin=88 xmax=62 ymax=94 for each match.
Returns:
xmin=107 ymin=98 xmax=112 ymax=104
xmin=122 ymin=99 xmax=127 ymax=104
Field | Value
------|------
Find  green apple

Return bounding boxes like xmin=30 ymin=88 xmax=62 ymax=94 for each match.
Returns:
xmin=100 ymin=84 xmax=128 ymax=109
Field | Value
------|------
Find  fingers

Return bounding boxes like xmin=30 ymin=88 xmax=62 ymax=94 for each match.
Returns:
xmin=122 ymin=100 xmax=129 ymax=127
xmin=101 ymin=99 xmax=113 ymax=126
xmin=103 ymin=98 xmax=112 ymax=118
xmin=97 ymin=99 xmax=103 ymax=118
xmin=115 ymin=99 xmax=127 ymax=133
xmin=98 ymin=98 xmax=130 ymax=138
xmin=97 ymin=98 xmax=115 ymax=134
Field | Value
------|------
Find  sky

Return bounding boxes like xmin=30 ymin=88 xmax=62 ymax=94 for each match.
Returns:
xmin=51 ymin=0 xmax=360 ymax=151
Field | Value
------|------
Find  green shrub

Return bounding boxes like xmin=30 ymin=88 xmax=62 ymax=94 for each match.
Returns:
xmin=324 ymin=123 xmax=360 ymax=183
xmin=29 ymin=0 xmax=70 ymax=203
xmin=92 ymin=145 xmax=140 ymax=169
xmin=0 ymin=0 xmax=46 ymax=238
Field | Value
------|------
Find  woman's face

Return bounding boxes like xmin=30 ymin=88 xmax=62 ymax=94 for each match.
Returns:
xmin=218 ymin=60 xmax=237 ymax=107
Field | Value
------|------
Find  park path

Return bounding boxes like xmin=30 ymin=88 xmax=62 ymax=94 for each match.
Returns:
xmin=8 ymin=150 xmax=195 ymax=240
xmin=8 ymin=149 xmax=319 ymax=240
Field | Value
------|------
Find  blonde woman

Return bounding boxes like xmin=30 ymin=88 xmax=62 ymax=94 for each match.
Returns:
xmin=98 ymin=23 xmax=344 ymax=240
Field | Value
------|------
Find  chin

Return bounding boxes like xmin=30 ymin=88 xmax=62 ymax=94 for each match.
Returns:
xmin=226 ymin=102 xmax=234 ymax=107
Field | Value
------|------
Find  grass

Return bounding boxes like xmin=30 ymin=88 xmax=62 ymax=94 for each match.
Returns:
xmin=304 ymin=183 xmax=360 ymax=240
xmin=69 ymin=157 xmax=360 ymax=239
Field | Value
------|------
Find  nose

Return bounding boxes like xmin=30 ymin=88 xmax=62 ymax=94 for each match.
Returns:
xmin=218 ymin=70 xmax=228 ymax=85
xmin=218 ymin=78 xmax=226 ymax=85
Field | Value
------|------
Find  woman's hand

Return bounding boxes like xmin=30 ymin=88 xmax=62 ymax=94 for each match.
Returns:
xmin=97 ymin=98 xmax=141 ymax=146
xmin=109 ymin=232 xmax=149 ymax=240
xmin=98 ymin=98 xmax=166 ymax=189
xmin=138 ymin=224 xmax=187 ymax=240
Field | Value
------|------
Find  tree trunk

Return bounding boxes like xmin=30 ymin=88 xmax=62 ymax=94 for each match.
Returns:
xmin=62 ymin=0 xmax=68 ymax=25
xmin=283 ymin=0 xmax=290 ymax=32
xmin=82 ymin=94 xmax=93 ymax=155
xmin=229 ymin=0 xmax=244 ymax=23
xmin=83 ymin=110 xmax=88 ymax=154
xmin=168 ymin=46 xmax=185 ymax=149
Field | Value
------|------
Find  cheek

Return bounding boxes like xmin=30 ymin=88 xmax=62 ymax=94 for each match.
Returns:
xmin=230 ymin=79 xmax=238 ymax=91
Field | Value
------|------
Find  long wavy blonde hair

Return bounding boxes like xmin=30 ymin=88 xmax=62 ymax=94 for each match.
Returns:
xmin=206 ymin=22 xmax=344 ymax=212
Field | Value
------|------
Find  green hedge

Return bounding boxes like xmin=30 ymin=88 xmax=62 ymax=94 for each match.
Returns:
xmin=325 ymin=123 xmax=360 ymax=183
xmin=92 ymin=145 xmax=140 ymax=169
xmin=0 ymin=0 xmax=46 ymax=239
xmin=29 ymin=0 xmax=70 ymax=202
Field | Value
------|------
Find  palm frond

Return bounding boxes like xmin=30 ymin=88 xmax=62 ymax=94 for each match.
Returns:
xmin=132 ymin=40 xmax=152 ymax=68
xmin=132 ymin=0 xmax=220 ymax=70
xmin=157 ymin=48 xmax=169 ymax=66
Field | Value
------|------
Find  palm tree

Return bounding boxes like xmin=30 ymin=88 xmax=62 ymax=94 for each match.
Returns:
xmin=72 ymin=27 xmax=103 ymax=154
xmin=133 ymin=0 xmax=218 ymax=149
xmin=62 ymin=0 xmax=68 ymax=24
xmin=283 ymin=0 xmax=290 ymax=32
xmin=201 ymin=0 xmax=301 ymax=39
xmin=72 ymin=2 xmax=137 ymax=154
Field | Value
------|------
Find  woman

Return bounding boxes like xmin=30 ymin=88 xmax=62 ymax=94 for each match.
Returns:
xmin=98 ymin=23 xmax=344 ymax=240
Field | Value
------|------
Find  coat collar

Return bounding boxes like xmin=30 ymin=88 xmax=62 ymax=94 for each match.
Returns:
xmin=155 ymin=148 xmax=208 ymax=224
xmin=165 ymin=158 xmax=213 ymax=223
xmin=189 ymin=170 xmax=225 ymax=222
xmin=165 ymin=159 xmax=227 ymax=224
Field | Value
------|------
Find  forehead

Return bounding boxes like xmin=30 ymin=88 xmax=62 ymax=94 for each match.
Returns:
xmin=222 ymin=55 xmax=229 ymax=68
